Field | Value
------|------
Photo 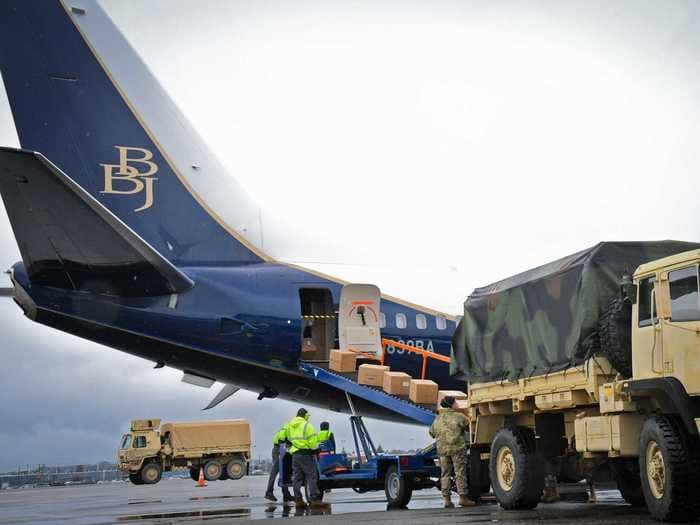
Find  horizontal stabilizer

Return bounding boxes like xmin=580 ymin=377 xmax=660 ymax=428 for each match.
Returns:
xmin=203 ymin=384 xmax=240 ymax=410
xmin=0 ymin=147 xmax=193 ymax=296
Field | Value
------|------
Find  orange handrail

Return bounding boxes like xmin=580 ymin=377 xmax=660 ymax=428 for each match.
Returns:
xmin=380 ymin=338 xmax=450 ymax=379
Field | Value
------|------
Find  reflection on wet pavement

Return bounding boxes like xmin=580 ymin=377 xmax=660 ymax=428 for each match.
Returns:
xmin=118 ymin=508 xmax=251 ymax=521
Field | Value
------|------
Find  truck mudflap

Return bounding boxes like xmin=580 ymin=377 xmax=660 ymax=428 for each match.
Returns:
xmin=624 ymin=377 xmax=700 ymax=436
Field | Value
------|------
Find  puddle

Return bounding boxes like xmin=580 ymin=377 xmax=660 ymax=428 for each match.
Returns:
xmin=188 ymin=495 xmax=246 ymax=501
xmin=119 ymin=508 xmax=251 ymax=521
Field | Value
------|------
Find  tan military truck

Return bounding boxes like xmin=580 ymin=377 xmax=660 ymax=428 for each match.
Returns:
xmin=118 ymin=418 xmax=251 ymax=485
xmin=452 ymin=242 xmax=700 ymax=522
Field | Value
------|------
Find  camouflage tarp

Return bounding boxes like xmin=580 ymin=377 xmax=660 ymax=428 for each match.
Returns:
xmin=451 ymin=241 xmax=700 ymax=383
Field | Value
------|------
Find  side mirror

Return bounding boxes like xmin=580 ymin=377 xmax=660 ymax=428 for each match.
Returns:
xmin=621 ymin=274 xmax=637 ymax=303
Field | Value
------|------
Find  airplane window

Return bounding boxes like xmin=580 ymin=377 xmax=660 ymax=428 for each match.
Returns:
xmin=396 ymin=313 xmax=407 ymax=329
xmin=436 ymin=317 xmax=447 ymax=330
xmin=416 ymin=314 xmax=427 ymax=330
xmin=379 ymin=312 xmax=386 ymax=329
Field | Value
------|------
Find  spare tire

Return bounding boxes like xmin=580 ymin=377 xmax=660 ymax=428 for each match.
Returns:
xmin=598 ymin=296 xmax=632 ymax=377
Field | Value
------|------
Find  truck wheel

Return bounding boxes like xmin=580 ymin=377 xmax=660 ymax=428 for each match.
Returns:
xmin=598 ymin=297 xmax=632 ymax=377
xmin=639 ymin=416 xmax=699 ymax=522
xmin=129 ymin=472 xmax=143 ymax=485
xmin=140 ymin=462 xmax=162 ymax=485
xmin=203 ymin=460 xmax=222 ymax=481
xmin=610 ymin=461 xmax=644 ymax=507
xmin=189 ymin=468 xmax=199 ymax=481
xmin=489 ymin=427 xmax=544 ymax=510
xmin=384 ymin=465 xmax=412 ymax=507
xmin=226 ymin=457 xmax=246 ymax=480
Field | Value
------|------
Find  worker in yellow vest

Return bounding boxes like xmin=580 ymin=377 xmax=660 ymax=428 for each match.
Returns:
xmin=265 ymin=422 xmax=293 ymax=503
xmin=287 ymin=408 xmax=324 ymax=509
xmin=316 ymin=421 xmax=335 ymax=453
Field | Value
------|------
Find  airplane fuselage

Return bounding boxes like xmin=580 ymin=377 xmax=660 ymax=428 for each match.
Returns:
xmin=10 ymin=258 xmax=460 ymax=420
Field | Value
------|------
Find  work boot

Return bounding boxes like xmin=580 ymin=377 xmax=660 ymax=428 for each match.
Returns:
xmin=443 ymin=495 xmax=454 ymax=508
xmin=283 ymin=493 xmax=295 ymax=504
xmin=264 ymin=492 xmax=278 ymax=502
xmin=310 ymin=500 xmax=330 ymax=510
xmin=459 ymin=495 xmax=476 ymax=507
xmin=295 ymin=499 xmax=308 ymax=510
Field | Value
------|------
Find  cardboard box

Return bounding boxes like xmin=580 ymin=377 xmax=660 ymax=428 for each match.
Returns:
xmin=409 ymin=379 xmax=438 ymax=404
xmin=357 ymin=364 xmax=389 ymax=387
xmin=437 ymin=390 xmax=468 ymax=410
xmin=329 ymin=349 xmax=357 ymax=373
xmin=438 ymin=399 xmax=470 ymax=417
xmin=383 ymin=371 xmax=412 ymax=396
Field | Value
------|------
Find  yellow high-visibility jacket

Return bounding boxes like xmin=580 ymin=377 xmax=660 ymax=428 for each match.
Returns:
xmin=272 ymin=423 xmax=289 ymax=446
xmin=287 ymin=416 xmax=316 ymax=454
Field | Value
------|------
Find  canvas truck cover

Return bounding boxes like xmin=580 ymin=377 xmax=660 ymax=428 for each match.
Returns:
xmin=161 ymin=420 xmax=251 ymax=451
xmin=451 ymin=241 xmax=700 ymax=383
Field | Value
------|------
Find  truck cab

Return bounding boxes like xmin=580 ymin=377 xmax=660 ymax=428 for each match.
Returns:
xmin=117 ymin=419 xmax=162 ymax=483
xmin=632 ymin=249 xmax=700 ymax=397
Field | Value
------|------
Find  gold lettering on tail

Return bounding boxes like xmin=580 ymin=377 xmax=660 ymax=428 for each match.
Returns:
xmin=100 ymin=146 xmax=159 ymax=212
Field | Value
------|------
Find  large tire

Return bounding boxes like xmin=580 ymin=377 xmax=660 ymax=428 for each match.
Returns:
xmin=140 ymin=462 xmax=162 ymax=485
xmin=384 ymin=464 xmax=412 ymax=507
xmin=489 ymin=427 xmax=544 ymax=510
xmin=610 ymin=460 xmax=645 ymax=507
xmin=203 ymin=460 xmax=222 ymax=481
xmin=598 ymin=297 xmax=632 ymax=377
xmin=639 ymin=416 xmax=699 ymax=522
xmin=226 ymin=457 xmax=246 ymax=480
xmin=129 ymin=472 xmax=143 ymax=485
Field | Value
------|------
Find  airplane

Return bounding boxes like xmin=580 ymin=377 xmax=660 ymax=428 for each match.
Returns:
xmin=0 ymin=1 xmax=463 ymax=422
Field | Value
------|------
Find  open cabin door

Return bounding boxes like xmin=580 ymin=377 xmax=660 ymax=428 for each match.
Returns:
xmin=339 ymin=284 xmax=382 ymax=359
xmin=299 ymin=288 xmax=337 ymax=361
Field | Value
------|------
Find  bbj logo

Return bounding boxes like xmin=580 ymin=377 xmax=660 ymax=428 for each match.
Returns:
xmin=100 ymin=146 xmax=158 ymax=212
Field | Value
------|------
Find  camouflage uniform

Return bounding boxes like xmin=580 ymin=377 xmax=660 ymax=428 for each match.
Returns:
xmin=429 ymin=408 xmax=469 ymax=497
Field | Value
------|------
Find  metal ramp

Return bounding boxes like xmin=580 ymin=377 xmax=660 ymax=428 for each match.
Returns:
xmin=299 ymin=363 xmax=437 ymax=426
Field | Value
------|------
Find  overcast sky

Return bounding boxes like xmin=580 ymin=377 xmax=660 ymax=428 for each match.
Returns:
xmin=1 ymin=0 xmax=699 ymax=470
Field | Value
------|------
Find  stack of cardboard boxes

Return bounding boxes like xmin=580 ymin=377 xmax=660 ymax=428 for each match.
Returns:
xmin=328 ymin=351 xmax=448 ymax=409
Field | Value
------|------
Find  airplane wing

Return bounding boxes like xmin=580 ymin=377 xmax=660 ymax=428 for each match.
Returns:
xmin=0 ymin=147 xmax=193 ymax=296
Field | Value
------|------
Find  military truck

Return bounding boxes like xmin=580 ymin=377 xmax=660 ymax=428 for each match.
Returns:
xmin=451 ymin=242 xmax=700 ymax=522
xmin=118 ymin=418 xmax=251 ymax=485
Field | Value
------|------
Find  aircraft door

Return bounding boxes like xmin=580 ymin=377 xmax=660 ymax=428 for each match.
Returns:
xmin=339 ymin=284 xmax=382 ymax=358
xmin=299 ymin=288 xmax=337 ymax=361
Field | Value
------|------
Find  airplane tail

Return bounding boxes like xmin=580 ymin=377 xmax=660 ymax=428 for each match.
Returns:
xmin=0 ymin=1 xmax=266 ymax=266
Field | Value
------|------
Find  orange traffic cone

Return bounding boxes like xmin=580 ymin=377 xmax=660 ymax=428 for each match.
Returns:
xmin=196 ymin=466 xmax=206 ymax=487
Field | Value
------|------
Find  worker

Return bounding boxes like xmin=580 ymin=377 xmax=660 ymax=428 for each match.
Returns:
xmin=429 ymin=396 xmax=476 ymax=509
xmin=316 ymin=421 xmax=335 ymax=453
xmin=265 ymin=422 xmax=293 ymax=503
xmin=287 ymin=408 xmax=324 ymax=509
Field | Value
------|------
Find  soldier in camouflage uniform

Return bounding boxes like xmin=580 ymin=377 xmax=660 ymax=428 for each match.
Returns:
xmin=429 ymin=396 xmax=476 ymax=508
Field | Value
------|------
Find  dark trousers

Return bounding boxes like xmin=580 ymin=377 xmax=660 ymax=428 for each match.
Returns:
xmin=292 ymin=453 xmax=320 ymax=502
xmin=266 ymin=445 xmax=292 ymax=498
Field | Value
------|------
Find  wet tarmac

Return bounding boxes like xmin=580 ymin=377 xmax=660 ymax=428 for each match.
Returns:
xmin=0 ymin=474 xmax=668 ymax=524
